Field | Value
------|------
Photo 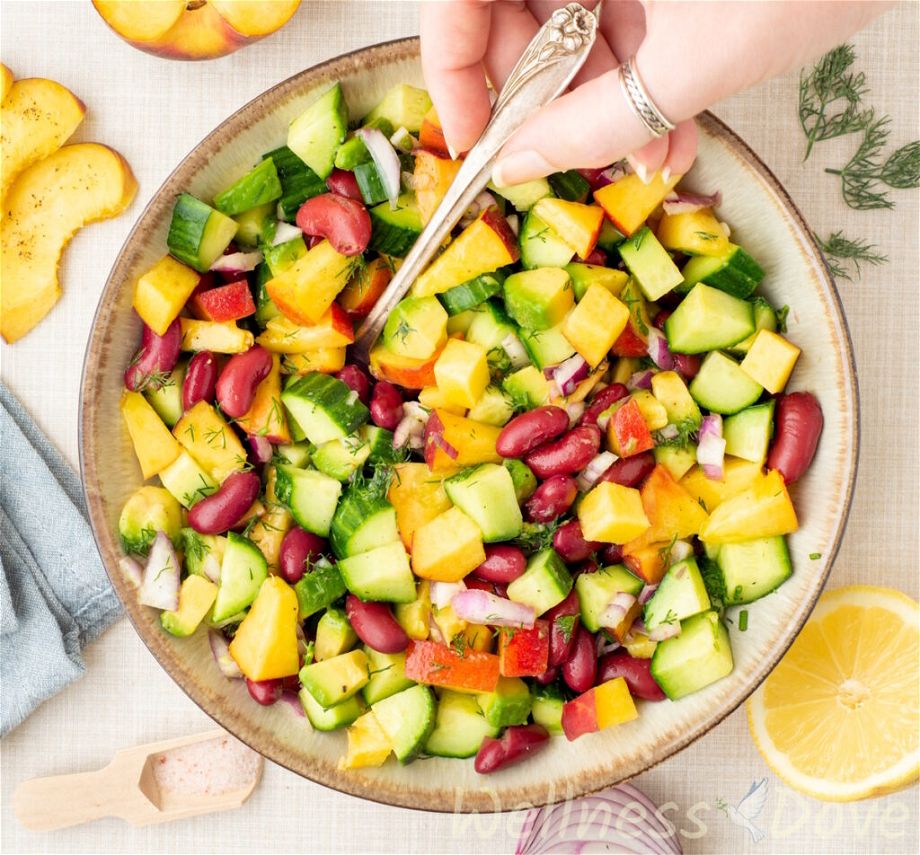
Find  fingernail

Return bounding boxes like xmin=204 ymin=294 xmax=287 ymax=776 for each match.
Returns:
xmin=627 ymin=154 xmax=650 ymax=184
xmin=447 ymin=142 xmax=460 ymax=161
xmin=661 ymin=165 xmax=671 ymax=184
xmin=491 ymin=150 xmax=555 ymax=188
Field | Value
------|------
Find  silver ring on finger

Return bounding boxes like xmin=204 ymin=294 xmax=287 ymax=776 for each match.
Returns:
xmin=618 ymin=56 xmax=675 ymax=138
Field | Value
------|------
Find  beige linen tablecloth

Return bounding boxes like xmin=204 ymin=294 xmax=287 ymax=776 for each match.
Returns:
xmin=1 ymin=2 xmax=917 ymax=852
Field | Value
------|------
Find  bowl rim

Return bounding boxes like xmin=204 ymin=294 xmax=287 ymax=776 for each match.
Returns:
xmin=79 ymin=35 xmax=859 ymax=813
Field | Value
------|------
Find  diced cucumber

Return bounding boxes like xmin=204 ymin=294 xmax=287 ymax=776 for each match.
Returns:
xmin=665 ymin=284 xmax=756 ymax=354
xmin=233 ymin=202 xmax=276 ymax=248
xmin=381 ymin=295 xmax=447 ymax=360
xmin=274 ymin=441 xmax=311 ymax=468
xmin=502 ymin=366 xmax=551 ymax=410
xmin=212 ymin=532 xmax=268 ymax=623
xmin=548 ymin=170 xmax=591 ymax=202
xmin=294 ymin=557 xmax=347 ymax=618
xmin=338 ymin=541 xmax=416 ymax=603
xmin=330 ymin=488 xmax=400 ymax=558
xmin=369 ymin=193 xmax=422 ymax=257
xmin=531 ymin=683 xmax=565 ymax=735
xmin=264 ymin=236 xmax=306 ymax=276
xmin=504 ymin=267 xmax=573 ymax=330
xmin=354 ymin=160 xmax=389 ymax=205
xmin=361 ymin=424 xmax=403 ymax=464
xmin=315 ymin=607 xmax=357 ymax=661
xmin=723 ymin=401 xmax=775 ymax=464
xmin=477 ymin=676 xmax=532 ymax=727
xmin=364 ymin=84 xmax=432 ymax=133
xmin=519 ymin=210 xmax=576 ymax=270
xmin=425 ymin=691 xmax=499 ymax=758
xmin=371 ymin=684 xmax=437 ymax=763
xmin=264 ymin=145 xmax=326 ymax=221
xmin=575 ymin=564 xmax=644 ymax=632
xmin=158 ymin=450 xmax=217 ymax=509
xmin=299 ymin=688 xmax=365 ymax=731
xmin=167 ymin=193 xmax=238 ymax=272
xmin=281 ymin=373 xmax=369 ymax=445
xmin=519 ymin=323 xmax=576 ymax=370
xmin=650 ymin=610 xmax=733 ymax=700
xmin=689 ymin=352 xmax=763 ymax=415
xmin=334 ymin=135 xmax=371 ymax=170
xmin=313 ymin=434 xmax=372 ymax=482
xmin=274 ymin=464 xmax=343 ymax=537
xmin=716 ymin=536 xmax=792 ymax=605
xmin=300 ymin=649 xmax=369 ymax=707
xmin=504 ymin=459 xmax=537 ymax=502
xmin=489 ymin=178 xmax=552 ymax=212
xmin=643 ymin=557 xmax=711 ymax=632
xmin=213 ymin=158 xmax=282 ymax=217
xmin=362 ymin=648 xmax=414 ymax=705
xmin=438 ymin=271 xmax=505 ymax=316
xmin=565 ymin=263 xmax=628 ymax=301
xmin=287 ymin=82 xmax=348 ymax=180
xmin=507 ymin=549 xmax=573 ymax=616
xmin=468 ymin=385 xmax=515 ymax=426
xmin=618 ymin=227 xmax=682 ymax=301
xmin=447 ymin=310 xmax=476 ymax=336
xmin=253 ymin=262 xmax=280 ymax=327
xmin=596 ymin=218 xmax=626 ymax=252
xmin=730 ymin=297 xmax=779 ymax=355
xmin=654 ymin=444 xmax=698 ymax=481
xmin=681 ymin=244 xmax=764 ymax=299
xmin=466 ymin=299 xmax=518 ymax=351
xmin=144 ymin=362 xmax=185 ymax=427
xmin=444 ymin=463 xmax=523 ymax=542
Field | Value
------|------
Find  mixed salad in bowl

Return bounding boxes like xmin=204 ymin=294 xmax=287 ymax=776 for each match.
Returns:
xmin=117 ymin=80 xmax=823 ymax=774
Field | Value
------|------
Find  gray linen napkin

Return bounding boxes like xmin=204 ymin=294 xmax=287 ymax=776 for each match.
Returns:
xmin=0 ymin=383 xmax=122 ymax=735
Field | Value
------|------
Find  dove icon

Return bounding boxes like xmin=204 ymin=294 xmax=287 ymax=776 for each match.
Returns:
xmin=717 ymin=778 xmax=770 ymax=843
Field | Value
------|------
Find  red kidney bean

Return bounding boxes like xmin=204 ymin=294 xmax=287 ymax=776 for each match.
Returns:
xmin=182 ymin=350 xmax=219 ymax=410
xmin=580 ymin=384 xmax=629 ymax=427
xmin=767 ymin=392 xmax=824 ymax=483
xmin=545 ymin=590 xmax=581 ymax=668
xmin=325 ymin=168 xmax=363 ymax=201
xmin=216 ymin=345 xmax=273 ymax=418
xmin=534 ymin=666 xmax=559 ymax=686
xmin=474 ymin=724 xmax=550 ymax=774
xmin=473 ymin=545 xmax=527 ymax=585
xmin=578 ymin=559 xmax=599 ymax=575
xmin=281 ymin=674 xmax=301 ymax=693
xmin=652 ymin=310 xmax=671 ymax=331
xmin=597 ymin=651 xmax=666 ymax=701
xmin=369 ymin=381 xmax=404 ymax=430
xmin=598 ymin=451 xmax=656 ymax=489
xmin=600 ymin=544 xmax=623 ymax=565
xmin=295 ymin=192 xmax=371 ymax=256
xmin=246 ymin=677 xmax=283 ymax=706
xmin=525 ymin=425 xmax=601 ymax=479
xmin=562 ymin=625 xmax=597 ymax=693
xmin=578 ymin=247 xmax=607 ymax=266
xmin=188 ymin=471 xmax=261 ymax=534
xmin=336 ymin=364 xmax=371 ymax=404
xmin=279 ymin=527 xmax=327 ymax=584
xmin=525 ymin=475 xmax=578 ymax=523
xmin=345 ymin=594 xmax=409 ymax=653
xmin=496 ymin=406 xmax=570 ymax=458
xmin=674 ymin=352 xmax=701 ymax=380
xmin=124 ymin=318 xmax=181 ymax=391
xmin=553 ymin=519 xmax=602 ymax=564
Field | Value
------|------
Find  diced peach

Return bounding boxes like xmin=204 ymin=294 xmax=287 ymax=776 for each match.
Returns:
xmin=562 ymin=284 xmax=630 ymax=368
xmin=533 ymin=199 xmax=605 ymax=258
xmin=594 ymin=172 xmax=681 ymax=236
xmin=338 ymin=257 xmax=392 ymax=318
xmin=414 ymin=150 xmax=462 ymax=225
xmin=411 ymin=507 xmax=485 ymax=582
xmin=388 ymin=463 xmax=452 ymax=548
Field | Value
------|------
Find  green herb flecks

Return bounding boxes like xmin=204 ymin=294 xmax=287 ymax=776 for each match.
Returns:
xmin=739 ymin=610 xmax=749 ymax=632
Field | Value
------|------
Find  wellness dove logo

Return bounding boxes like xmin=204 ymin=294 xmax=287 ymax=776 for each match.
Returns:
xmin=717 ymin=778 xmax=770 ymax=843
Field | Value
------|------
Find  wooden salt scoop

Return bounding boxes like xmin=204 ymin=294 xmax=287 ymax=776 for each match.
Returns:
xmin=14 ymin=729 xmax=262 ymax=831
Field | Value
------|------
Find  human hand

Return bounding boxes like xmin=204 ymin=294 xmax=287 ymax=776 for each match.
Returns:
xmin=420 ymin=0 xmax=889 ymax=186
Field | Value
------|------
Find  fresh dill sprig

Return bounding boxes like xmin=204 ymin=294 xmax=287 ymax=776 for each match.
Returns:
xmin=879 ymin=140 xmax=920 ymax=189
xmin=816 ymin=231 xmax=888 ymax=281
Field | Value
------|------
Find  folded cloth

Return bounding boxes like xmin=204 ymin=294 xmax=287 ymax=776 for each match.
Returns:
xmin=0 ymin=383 xmax=122 ymax=736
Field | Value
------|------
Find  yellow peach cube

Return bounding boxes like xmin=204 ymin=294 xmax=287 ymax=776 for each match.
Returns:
xmin=419 ymin=385 xmax=466 ymax=416
xmin=120 ymin=391 xmax=181 ymax=479
xmin=699 ymin=469 xmax=798 ymax=543
xmin=578 ymin=482 xmax=650 ymax=544
xmin=133 ymin=256 xmax=200 ymax=336
xmin=563 ymin=284 xmax=630 ymax=367
xmin=740 ymin=330 xmax=801 ymax=394
xmin=595 ymin=677 xmax=639 ymax=729
xmin=630 ymin=389 xmax=669 ymax=430
xmin=339 ymin=711 xmax=392 ymax=769
xmin=411 ymin=507 xmax=486 ymax=581
xmin=433 ymin=339 xmax=490 ymax=409
xmin=533 ymin=198 xmax=605 ymax=258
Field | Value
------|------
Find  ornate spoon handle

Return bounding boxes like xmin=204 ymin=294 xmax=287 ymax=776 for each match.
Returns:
xmin=352 ymin=2 xmax=599 ymax=366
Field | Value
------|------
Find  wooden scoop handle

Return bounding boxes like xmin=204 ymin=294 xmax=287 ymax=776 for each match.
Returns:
xmin=14 ymin=767 xmax=126 ymax=831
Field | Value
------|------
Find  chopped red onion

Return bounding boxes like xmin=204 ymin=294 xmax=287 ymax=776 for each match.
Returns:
xmin=648 ymin=622 xmax=682 ymax=641
xmin=389 ymin=126 xmax=417 ymax=152
xmin=638 ymin=584 xmax=658 ymax=606
xmin=597 ymin=411 xmax=612 ymax=431
xmin=209 ymin=629 xmax=243 ymax=679
xmin=662 ymin=189 xmax=722 ymax=215
xmin=576 ymin=451 xmax=618 ymax=492
xmin=393 ymin=401 xmax=429 ymax=450
xmin=356 ymin=127 xmax=401 ymax=208
xmin=452 ymin=589 xmax=536 ymax=629
xmin=427 ymin=614 xmax=446 ymax=645
xmin=118 ymin=556 xmax=143 ymax=588
xmin=552 ymin=354 xmax=589 ymax=396
xmin=626 ymin=370 xmax=655 ymax=391
xmin=138 ymin=532 xmax=180 ymax=611
xmin=430 ymin=580 xmax=466 ymax=610
xmin=626 ymin=618 xmax=647 ymax=641
xmin=670 ymin=539 xmax=694 ymax=563
xmin=209 ymin=250 xmax=263 ymax=274
xmin=200 ymin=551 xmax=222 ymax=584
xmin=565 ymin=401 xmax=585 ymax=426
xmin=271 ymin=221 xmax=303 ymax=246
xmin=501 ymin=333 xmax=530 ymax=369
xmin=506 ymin=213 xmax=520 ymax=236
xmin=460 ymin=191 xmax=497 ymax=228
xmin=657 ymin=423 xmax=680 ymax=441
xmin=596 ymin=633 xmax=621 ymax=656
xmin=646 ymin=327 xmax=675 ymax=370
xmin=600 ymin=591 xmax=637 ymax=629
xmin=697 ymin=414 xmax=726 ymax=480
xmin=247 ymin=434 xmax=273 ymax=465
xmin=432 ymin=432 xmax=459 ymax=459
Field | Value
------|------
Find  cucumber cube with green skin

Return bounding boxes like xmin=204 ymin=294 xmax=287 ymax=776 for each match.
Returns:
xmin=382 ymin=296 xmax=448 ymax=360
xmin=253 ymin=263 xmax=280 ymax=328
xmin=504 ymin=459 xmax=538 ymax=502
xmin=466 ymin=299 xmax=519 ymax=351
xmin=716 ymin=536 xmax=792 ymax=605
xmin=360 ymin=424 xmax=403 ymax=464
xmin=273 ymin=441 xmax=311 ymax=468
xmin=212 ymin=532 xmax=268 ymax=623
xmin=665 ymin=284 xmax=756 ymax=354
xmin=362 ymin=647 xmax=414 ymax=705
xmin=371 ymin=684 xmax=437 ymax=763
xmin=213 ymin=158 xmax=283 ymax=217
xmin=723 ymin=401 xmax=775 ymax=465
xmin=689 ymin=351 xmax=763 ymax=415
xmin=180 ymin=528 xmax=226 ymax=579
xmin=651 ymin=371 xmax=702 ymax=428
xmin=519 ymin=210 xmax=576 ymax=270
xmin=444 ymin=464 xmax=523 ymax=542
xmin=507 ymin=549 xmax=573 ymax=616
xmin=565 ymin=263 xmax=626 ymax=301
xmin=330 ymin=489 xmax=400 ymax=559
xmin=438 ymin=271 xmax=506 ymax=316
xmin=281 ymin=373 xmax=369 ymax=446
xmin=363 ymin=84 xmax=432 ymax=133
xmin=233 ymin=201 xmax=276 ymax=248
xmin=354 ymin=160 xmax=389 ymax=206
xmin=300 ymin=649 xmax=369 ymax=708
xmin=650 ymin=610 xmax=734 ymax=700
xmin=287 ymin=82 xmax=348 ymax=180
xmin=503 ymin=268 xmax=574 ymax=330
xmin=314 ymin=607 xmax=358 ymax=661
xmin=548 ymin=170 xmax=591 ymax=202
xmin=167 ymin=193 xmax=238 ymax=273
xmin=730 ymin=297 xmax=779 ymax=355
xmin=531 ymin=683 xmax=564 ymax=735
xmin=273 ymin=464 xmax=342 ymax=537
xmin=264 ymin=236 xmax=307 ymax=276
xmin=477 ymin=677 xmax=533 ymax=728
xmin=618 ymin=227 xmax=683 ymax=301
xmin=681 ymin=244 xmax=764 ymax=299
xmin=519 ymin=323 xmax=576 ymax=371
xmin=337 ymin=541 xmax=416 ymax=603
xmin=119 ymin=487 xmax=183 ymax=556
xmin=334 ymin=135 xmax=371 ymax=170
xmin=144 ymin=362 xmax=185 ymax=427
xmin=312 ymin=434 xmax=372 ymax=482
xmin=425 ymin=691 xmax=500 ymax=758
xmin=643 ymin=557 xmax=711 ymax=632
xmin=596 ymin=218 xmax=626 ymax=252
xmin=299 ymin=689 xmax=366 ymax=731
xmin=468 ymin=385 xmax=515 ymax=427
xmin=489 ymin=177 xmax=552 ymax=212
xmin=158 ymin=451 xmax=217 ymax=509
xmin=294 ymin=558 xmax=347 ymax=619
xmin=264 ymin=145 xmax=326 ymax=222
xmin=369 ymin=194 xmax=423 ymax=257
xmin=575 ymin=564 xmax=644 ymax=632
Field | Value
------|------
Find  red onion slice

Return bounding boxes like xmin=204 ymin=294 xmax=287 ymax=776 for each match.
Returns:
xmin=271 ymin=221 xmax=303 ymax=245
xmin=501 ymin=333 xmax=530 ymax=370
xmin=670 ymin=539 xmax=694 ymax=563
xmin=452 ymin=589 xmax=535 ymax=629
xmin=600 ymin=591 xmax=637 ymax=629
xmin=208 ymin=629 xmax=243 ymax=679
xmin=576 ymin=451 xmax=618 ymax=492
xmin=430 ymin=580 xmax=466 ymax=610
xmin=460 ymin=191 xmax=497 ymax=229
xmin=552 ymin=354 xmax=589 ymax=396
xmin=247 ymin=434 xmax=273 ymax=465
xmin=646 ymin=327 xmax=675 ymax=370
xmin=209 ymin=250 xmax=263 ymax=274
xmin=627 ymin=369 xmax=655 ymax=391
xmin=138 ymin=531 xmax=180 ymax=611
xmin=118 ymin=556 xmax=143 ymax=589
xmin=662 ymin=189 xmax=722 ymax=215
xmin=356 ymin=127 xmax=401 ymax=208
xmin=648 ymin=622 xmax=682 ymax=641
xmin=697 ymin=414 xmax=726 ymax=480
xmin=638 ymin=584 xmax=658 ymax=605
xmin=596 ymin=633 xmax=621 ymax=656
xmin=565 ymin=400 xmax=585 ymax=426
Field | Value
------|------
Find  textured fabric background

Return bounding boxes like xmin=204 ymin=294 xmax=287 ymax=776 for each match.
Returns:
xmin=1 ymin=2 xmax=917 ymax=852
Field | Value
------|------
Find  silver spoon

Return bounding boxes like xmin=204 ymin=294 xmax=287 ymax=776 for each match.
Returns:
xmin=352 ymin=2 xmax=600 ymax=366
